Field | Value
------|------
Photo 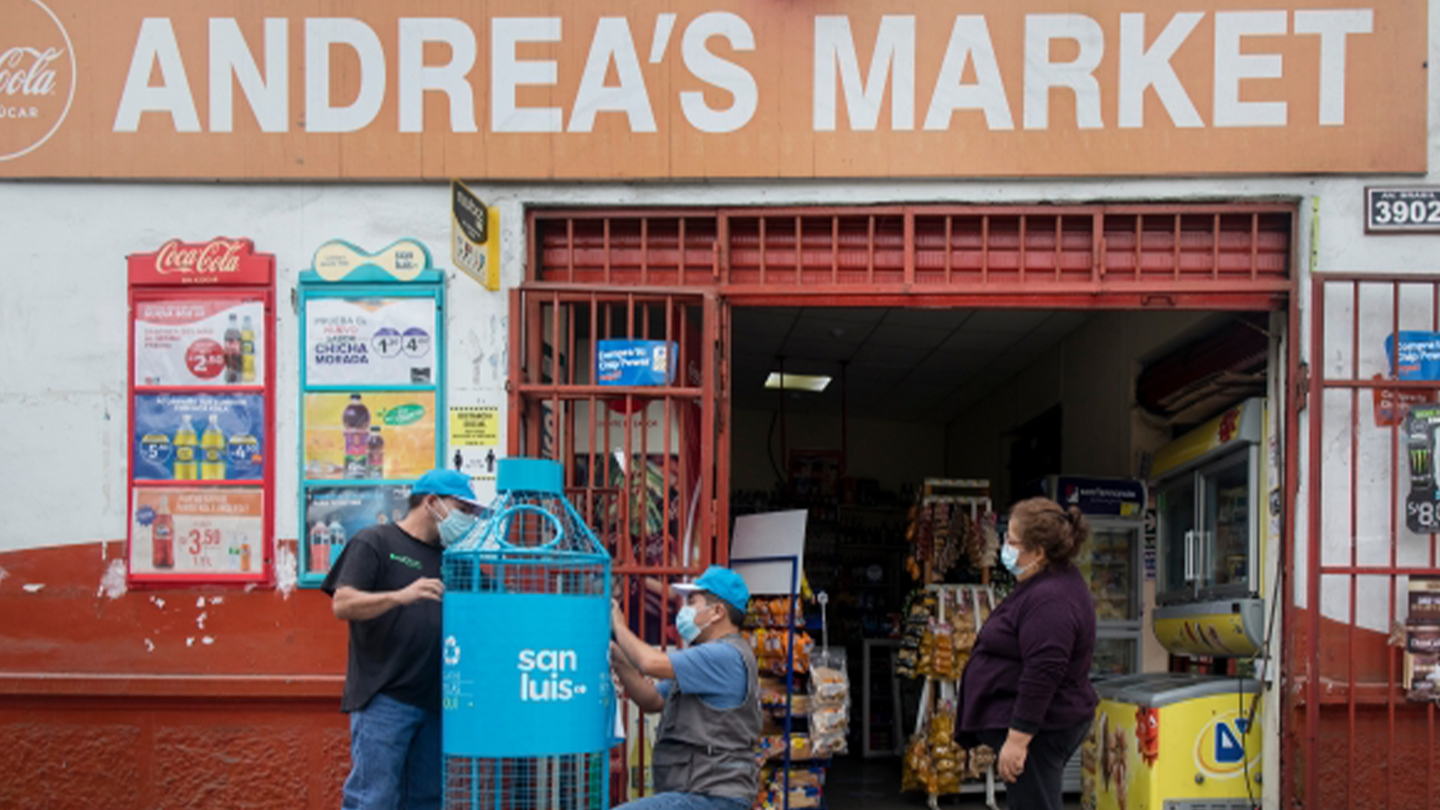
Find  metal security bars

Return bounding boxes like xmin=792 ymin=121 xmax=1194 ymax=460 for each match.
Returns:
xmin=1293 ymin=274 xmax=1440 ymax=810
xmin=531 ymin=204 xmax=1293 ymax=309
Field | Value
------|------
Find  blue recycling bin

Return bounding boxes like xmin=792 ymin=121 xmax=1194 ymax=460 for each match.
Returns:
xmin=441 ymin=458 xmax=613 ymax=810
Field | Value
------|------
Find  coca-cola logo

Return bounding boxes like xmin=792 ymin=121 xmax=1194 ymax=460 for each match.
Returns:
xmin=155 ymin=239 xmax=252 ymax=277
xmin=0 ymin=0 xmax=74 ymax=162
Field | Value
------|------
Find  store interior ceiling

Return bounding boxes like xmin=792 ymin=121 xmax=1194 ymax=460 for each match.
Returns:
xmin=729 ymin=307 xmax=1269 ymax=427
xmin=730 ymin=307 xmax=1093 ymax=424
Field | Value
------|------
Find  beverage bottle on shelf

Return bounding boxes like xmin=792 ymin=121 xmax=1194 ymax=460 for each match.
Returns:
xmin=342 ymin=394 xmax=371 ymax=479
xmin=173 ymin=416 xmax=199 ymax=480
xmin=223 ymin=313 xmax=242 ymax=383
xmin=366 ymin=425 xmax=385 ymax=478
xmin=152 ymin=496 xmax=174 ymax=569
xmin=309 ymin=521 xmax=330 ymax=574
xmin=328 ymin=518 xmax=347 ymax=566
xmin=200 ymin=414 xmax=227 ymax=480
xmin=240 ymin=315 xmax=256 ymax=383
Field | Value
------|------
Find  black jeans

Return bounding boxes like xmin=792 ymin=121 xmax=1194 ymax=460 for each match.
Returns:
xmin=978 ymin=719 xmax=1091 ymax=810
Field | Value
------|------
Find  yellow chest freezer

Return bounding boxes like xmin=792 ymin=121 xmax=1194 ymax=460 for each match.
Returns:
xmin=1082 ymin=673 xmax=1262 ymax=810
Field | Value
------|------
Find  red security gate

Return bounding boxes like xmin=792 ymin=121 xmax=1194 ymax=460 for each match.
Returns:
xmin=1295 ymin=274 xmax=1440 ymax=810
xmin=507 ymin=284 xmax=728 ymax=801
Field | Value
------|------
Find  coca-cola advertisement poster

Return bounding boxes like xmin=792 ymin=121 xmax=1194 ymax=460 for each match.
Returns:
xmin=130 ymin=487 xmax=264 ymax=577
xmin=133 ymin=394 xmax=265 ymax=481
xmin=303 ymin=392 xmax=436 ymax=481
xmin=305 ymin=297 xmax=436 ymax=387
xmin=134 ymin=299 xmax=266 ymax=387
xmin=301 ymin=485 xmax=414 ymax=578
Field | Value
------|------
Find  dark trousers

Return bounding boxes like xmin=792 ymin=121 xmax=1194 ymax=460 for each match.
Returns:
xmin=978 ymin=719 xmax=1091 ymax=810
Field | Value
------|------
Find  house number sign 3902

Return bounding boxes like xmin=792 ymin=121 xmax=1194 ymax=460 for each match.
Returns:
xmin=1367 ymin=187 xmax=1440 ymax=234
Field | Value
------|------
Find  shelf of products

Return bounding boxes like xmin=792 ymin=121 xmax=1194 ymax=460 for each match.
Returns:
xmin=737 ymin=561 xmax=850 ymax=810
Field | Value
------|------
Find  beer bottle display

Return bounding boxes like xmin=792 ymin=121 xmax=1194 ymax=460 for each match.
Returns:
xmin=366 ymin=425 xmax=386 ymax=478
xmin=342 ymin=394 xmax=371 ymax=479
xmin=223 ymin=313 xmax=242 ymax=384
xmin=152 ymin=496 xmax=174 ymax=569
xmin=240 ymin=315 xmax=256 ymax=383
xmin=173 ymin=415 xmax=199 ymax=480
xmin=200 ymin=414 xmax=227 ymax=480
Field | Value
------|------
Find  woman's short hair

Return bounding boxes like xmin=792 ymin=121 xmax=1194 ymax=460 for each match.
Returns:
xmin=1008 ymin=497 xmax=1090 ymax=569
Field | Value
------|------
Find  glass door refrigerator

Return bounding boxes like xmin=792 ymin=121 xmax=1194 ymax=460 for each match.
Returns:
xmin=1033 ymin=475 xmax=1147 ymax=678
xmin=1084 ymin=399 xmax=1268 ymax=810
xmin=1030 ymin=476 xmax=1147 ymax=796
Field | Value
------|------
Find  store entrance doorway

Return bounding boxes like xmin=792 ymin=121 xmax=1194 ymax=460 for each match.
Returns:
xmin=513 ymin=204 xmax=1297 ymax=808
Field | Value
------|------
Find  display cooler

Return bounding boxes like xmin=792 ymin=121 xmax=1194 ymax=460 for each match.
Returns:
xmin=1084 ymin=400 xmax=1269 ymax=810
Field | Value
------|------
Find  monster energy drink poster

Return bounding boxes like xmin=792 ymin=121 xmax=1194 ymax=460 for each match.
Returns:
xmin=1407 ymin=406 xmax=1440 ymax=532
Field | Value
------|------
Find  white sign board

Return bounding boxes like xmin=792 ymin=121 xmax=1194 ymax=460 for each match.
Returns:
xmin=305 ymin=297 xmax=437 ymax=386
xmin=730 ymin=509 xmax=808 ymax=597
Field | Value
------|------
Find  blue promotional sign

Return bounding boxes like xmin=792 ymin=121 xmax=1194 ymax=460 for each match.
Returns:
xmin=596 ymin=340 xmax=678 ymax=387
xmin=302 ymin=485 xmax=413 ymax=577
xmin=1051 ymin=477 xmax=1147 ymax=518
xmin=443 ymin=592 xmax=613 ymax=757
xmin=133 ymin=394 xmax=266 ymax=481
xmin=1386 ymin=331 xmax=1440 ymax=381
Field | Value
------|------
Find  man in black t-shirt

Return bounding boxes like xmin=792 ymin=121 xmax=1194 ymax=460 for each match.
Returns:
xmin=323 ymin=469 xmax=484 ymax=810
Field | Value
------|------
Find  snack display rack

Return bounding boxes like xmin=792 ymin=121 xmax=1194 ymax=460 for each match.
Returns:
xmin=900 ymin=479 xmax=1001 ymax=809
xmin=733 ymin=554 xmax=849 ymax=810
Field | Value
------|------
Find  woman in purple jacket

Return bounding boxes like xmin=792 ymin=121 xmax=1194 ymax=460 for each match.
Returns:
xmin=958 ymin=497 xmax=1099 ymax=810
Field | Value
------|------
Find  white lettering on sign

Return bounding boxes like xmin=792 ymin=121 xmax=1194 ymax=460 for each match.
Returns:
xmin=0 ymin=46 xmax=62 ymax=97
xmin=107 ymin=9 xmax=1379 ymax=136
xmin=517 ymin=648 xmax=585 ymax=702
xmin=154 ymin=239 xmax=248 ymax=277
xmin=209 ymin=18 xmax=288 ymax=133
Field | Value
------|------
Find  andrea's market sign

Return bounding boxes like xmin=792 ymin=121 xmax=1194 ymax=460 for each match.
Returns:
xmin=0 ymin=0 xmax=1427 ymax=179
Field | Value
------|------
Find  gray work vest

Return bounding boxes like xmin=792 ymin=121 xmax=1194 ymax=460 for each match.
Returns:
xmin=652 ymin=632 xmax=763 ymax=801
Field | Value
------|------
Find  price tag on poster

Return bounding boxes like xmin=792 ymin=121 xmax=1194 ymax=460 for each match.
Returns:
xmin=135 ymin=299 xmax=265 ymax=386
xmin=303 ymin=392 xmax=437 ymax=481
xmin=133 ymin=394 xmax=265 ymax=481
xmin=130 ymin=487 xmax=264 ymax=576
xmin=449 ymin=406 xmax=500 ymax=481
xmin=302 ymin=485 xmax=414 ymax=578
xmin=306 ymin=297 xmax=437 ymax=386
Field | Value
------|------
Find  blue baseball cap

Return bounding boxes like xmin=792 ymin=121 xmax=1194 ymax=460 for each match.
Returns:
xmin=673 ymin=566 xmax=751 ymax=613
xmin=411 ymin=469 xmax=481 ymax=506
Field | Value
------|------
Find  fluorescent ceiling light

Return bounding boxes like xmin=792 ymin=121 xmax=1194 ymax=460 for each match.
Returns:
xmin=765 ymin=372 xmax=831 ymax=392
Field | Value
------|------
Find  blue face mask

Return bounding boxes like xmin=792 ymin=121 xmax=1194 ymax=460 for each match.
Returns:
xmin=676 ymin=605 xmax=715 ymax=644
xmin=432 ymin=501 xmax=478 ymax=547
xmin=1001 ymin=543 xmax=1026 ymax=577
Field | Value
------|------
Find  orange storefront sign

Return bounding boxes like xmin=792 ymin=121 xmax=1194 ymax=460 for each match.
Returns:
xmin=0 ymin=0 xmax=1426 ymax=179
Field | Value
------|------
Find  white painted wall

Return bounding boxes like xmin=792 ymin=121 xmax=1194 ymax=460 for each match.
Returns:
xmin=0 ymin=184 xmax=520 ymax=551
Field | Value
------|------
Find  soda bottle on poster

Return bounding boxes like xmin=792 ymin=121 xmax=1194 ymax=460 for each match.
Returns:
xmin=223 ymin=313 xmax=242 ymax=384
xmin=328 ymin=518 xmax=347 ymax=567
xmin=152 ymin=496 xmax=174 ymax=569
xmin=367 ymin=425 xmax=386 ymax=478
xmin=342 ymin=394 xmax=371 ymax=479
xmin=173 ymin=415 xmax=199 ymax=480
xmin=309 ymin=521 xmax=330 ymax=574
xmin=200 ymin=414 xmax=227 ymax=480
xmin=240 ymin=534 xmax=252 ymax=573
xmin=240 ymin=315 xmax=256 ymax=383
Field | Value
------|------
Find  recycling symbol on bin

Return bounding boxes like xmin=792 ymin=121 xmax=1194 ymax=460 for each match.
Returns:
xmin=443 ymin=635 xmax=461 ymax=666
